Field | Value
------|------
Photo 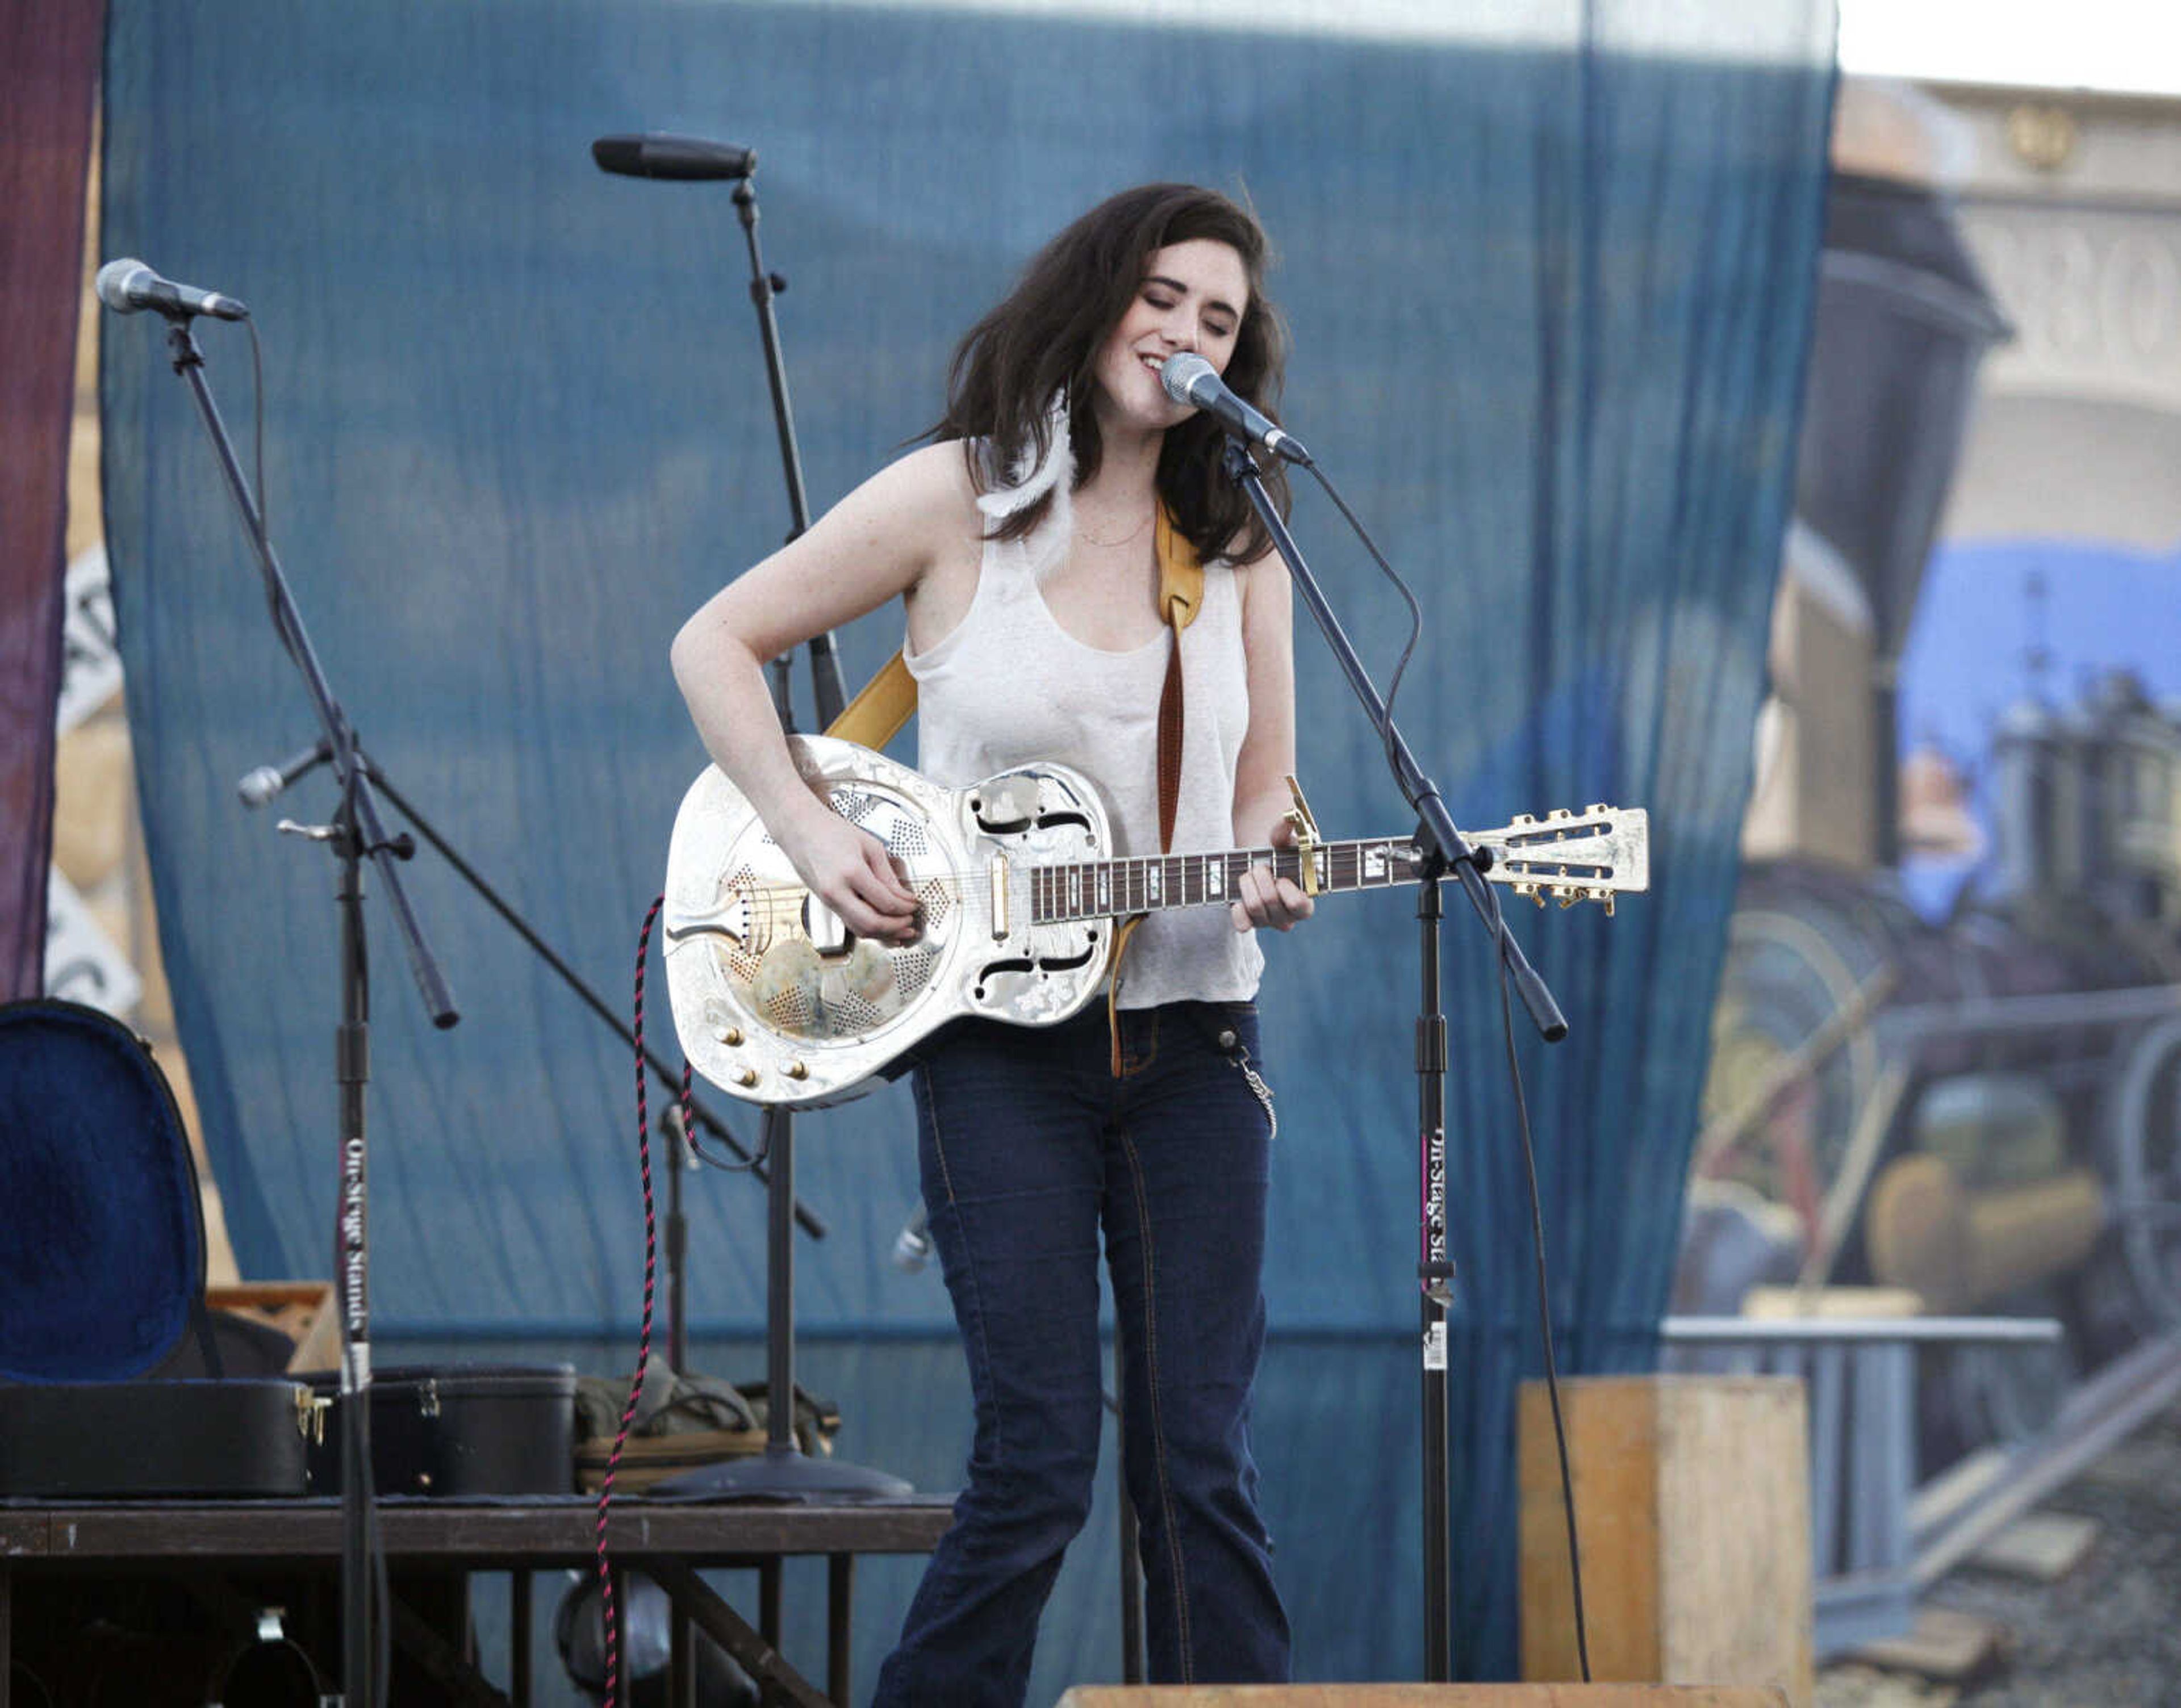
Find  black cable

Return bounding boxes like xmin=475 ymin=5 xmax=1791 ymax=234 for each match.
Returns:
xmin=246 ymin=316 xmax=268 ymax=543
xmin=691 ymin=1137 xmax=766 ymax=1172
xmin=1304 ymin=462 xmax=1423 ymax=782
xmin=1499 ymin=941 xmax=1591 ymax=1681
xmin=240 ymin=316 xmax=297 ymax=663
xmin=661 ymin=1115 xmax=766 ymax=1174
xmin=237 ymin=313 xmax=356 ymax=770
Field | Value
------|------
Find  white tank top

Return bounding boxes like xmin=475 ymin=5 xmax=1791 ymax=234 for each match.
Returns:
xmin=904 ymin=430 xmax=1265 ymax=1008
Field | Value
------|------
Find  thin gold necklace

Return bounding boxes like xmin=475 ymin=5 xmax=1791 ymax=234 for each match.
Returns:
xmin=1076 ymin=504 xmax=1154 ymax=549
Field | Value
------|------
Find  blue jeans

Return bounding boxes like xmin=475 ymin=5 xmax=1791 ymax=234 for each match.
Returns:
xmin=870 ymin=1000 xmax=1290 ymax=1707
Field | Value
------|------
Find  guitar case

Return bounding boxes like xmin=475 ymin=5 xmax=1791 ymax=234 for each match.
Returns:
xmin=303 ymin=1363 xmax=577 ymax=1496
xmin=0 ymin=998 xmax=310 ymax=1497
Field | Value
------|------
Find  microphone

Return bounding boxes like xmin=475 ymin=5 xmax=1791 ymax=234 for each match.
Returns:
xmin=591 ymin=133 xmax=757 ymax=181
xmin=891 ymin=1202 xmax=931 ymax=1274
xmin=237 ymin=738 xmax=333 ymax=808
xmin=95 ymin=258 xmax=250 ymax=323
xmin=1158 ymin=352 xmax=1311 ymax=466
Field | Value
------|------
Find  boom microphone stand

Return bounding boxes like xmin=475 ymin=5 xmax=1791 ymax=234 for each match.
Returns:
xmin=126 ymin=303 xmax=460 ymax=1708
xmin=236 ymin=741 xmax=833 ymax=1376
xmin=594 ymin=133 xmax=907 ymax=1501
xmin=1215 ymin=437 xmax=1568 ymax=1680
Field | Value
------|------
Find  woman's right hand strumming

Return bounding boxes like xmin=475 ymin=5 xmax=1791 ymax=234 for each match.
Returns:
xmin=670 ymin=446 xmax=979 ymax=954
xmin=773 ymin=794 xmax=922 ymax=946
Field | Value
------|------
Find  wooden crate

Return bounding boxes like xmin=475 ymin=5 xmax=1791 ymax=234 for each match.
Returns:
xmin=1519 ymin=1376 xmax=1811 ymax=1708
xmin=205 ymin=1280 xmax=341 ymax=1374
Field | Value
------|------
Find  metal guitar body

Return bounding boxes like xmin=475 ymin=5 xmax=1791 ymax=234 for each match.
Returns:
xmin=663 ymin=735 xmax=1114 ymax=1107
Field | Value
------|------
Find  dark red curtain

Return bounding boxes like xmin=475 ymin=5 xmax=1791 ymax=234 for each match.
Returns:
xmin=0 ymin=0 xmax=103 ymax=999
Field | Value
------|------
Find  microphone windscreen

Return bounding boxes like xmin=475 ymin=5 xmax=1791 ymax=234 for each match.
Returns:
xmin=95 ymin=258 xmax=149 ymax=313
xmin=1159 ymin=351 xmax=1217 ymax=407
xmin=590 ymin=136 xmax=647 ymax=175
xmin=591 ymin=133 xmax=756 ymax=181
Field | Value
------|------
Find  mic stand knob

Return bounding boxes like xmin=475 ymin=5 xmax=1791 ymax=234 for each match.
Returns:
xmin=278 ymin=820 xmax=416 ymax=860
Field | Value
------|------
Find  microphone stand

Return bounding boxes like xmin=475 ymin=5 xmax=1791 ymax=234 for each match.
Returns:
xmin=151 ymin=311 xmax=461 ymax=1708
xmin=732 ymin=173 xmax=849 ymax=731
xmin=653 ymin=164 xmax=906 ymax=1502
xmin=236 ymin=746 xmax=834 ymax=1379
xmin=246 ymin=751 xmax=828 ymax=1220
xmin=1217 ymin=437 xmax=1567 ymax=1680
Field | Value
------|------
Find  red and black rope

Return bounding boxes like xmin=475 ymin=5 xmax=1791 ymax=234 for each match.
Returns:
xmin=591 ymin=893 xmax=693 ymax=1708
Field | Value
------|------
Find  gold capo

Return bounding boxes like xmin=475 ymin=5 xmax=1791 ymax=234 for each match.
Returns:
xmin=1282 ymin=775 xmax=1323 ymax=896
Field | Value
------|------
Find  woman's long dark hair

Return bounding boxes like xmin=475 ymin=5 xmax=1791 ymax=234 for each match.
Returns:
xmin=930 ymin=182 xmax=1290 ymax=564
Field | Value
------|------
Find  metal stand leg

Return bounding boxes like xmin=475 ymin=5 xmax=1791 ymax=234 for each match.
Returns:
xmin=671 ymin=1603 xmax=693 ymax=1708
xmin=761 ymin=1559 xmax=782 ymax=1651
xmin=828 ymin=1554 xmax=854 ymax=1704
xmin=509 ymin=1569 xmax=531 ymax=1706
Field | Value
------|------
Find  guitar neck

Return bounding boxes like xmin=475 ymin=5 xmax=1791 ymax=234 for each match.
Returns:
xmin=1029 ymin=837 xmax=1417 ymax=924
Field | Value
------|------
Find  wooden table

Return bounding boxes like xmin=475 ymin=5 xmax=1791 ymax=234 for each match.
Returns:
xmin=0 ymin=1493 xmax=956 ymax=1706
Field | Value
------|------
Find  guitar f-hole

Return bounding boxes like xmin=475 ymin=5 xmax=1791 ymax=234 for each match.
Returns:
xmin=972 ymin=956 xmax=1038 ymax=1002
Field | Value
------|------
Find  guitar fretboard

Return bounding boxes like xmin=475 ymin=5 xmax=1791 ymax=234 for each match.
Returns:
xmin=1030 ymin=838 xmax=1420 ymax=924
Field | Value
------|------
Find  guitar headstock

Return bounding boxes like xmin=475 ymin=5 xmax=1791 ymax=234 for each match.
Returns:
xmin=1467 ymin=805 xmax=1649 ymax=914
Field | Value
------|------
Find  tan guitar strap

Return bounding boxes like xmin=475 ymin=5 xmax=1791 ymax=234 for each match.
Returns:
xmin=822 ymin=504 xmax=1204 ymax=1076
xmin=823 ymin=648 xmax=918 ymax=751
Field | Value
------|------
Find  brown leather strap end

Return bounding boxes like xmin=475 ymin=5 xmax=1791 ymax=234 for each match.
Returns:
xmin=1110 ymin=504 xmax=1202 ymax=1073
xmin=1155 ymin=640 xmax=1184 ymax=853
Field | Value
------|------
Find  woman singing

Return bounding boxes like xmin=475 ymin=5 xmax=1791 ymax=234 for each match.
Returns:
xmin=671 ymin=182 xmax=1311 ymax=1704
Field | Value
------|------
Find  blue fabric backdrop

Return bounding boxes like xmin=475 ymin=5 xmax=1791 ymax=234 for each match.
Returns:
xmin=100 ymin=0 xmax=1833 ymax=1694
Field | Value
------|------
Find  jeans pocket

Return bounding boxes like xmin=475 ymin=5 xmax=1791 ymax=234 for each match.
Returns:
xmin=1190 ymin=999 xmax=1258 ymax=1048
xmin=1192 ymin=1003 xmax=1276 ymax=1142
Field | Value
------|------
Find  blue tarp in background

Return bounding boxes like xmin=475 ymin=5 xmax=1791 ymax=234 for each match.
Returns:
xmin=99 ymin=0 xmax=1833 ymax=1694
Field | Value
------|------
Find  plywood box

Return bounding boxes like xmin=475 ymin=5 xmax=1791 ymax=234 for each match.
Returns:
xmin=206 ymin=1280 xmax=341 ymax=1374
xmin=1520 ymin=1376 xmax=1811 ymax=1708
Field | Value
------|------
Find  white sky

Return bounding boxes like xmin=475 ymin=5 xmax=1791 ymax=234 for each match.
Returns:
xmin=1838 ymin=0 xmax=2181 ymax=97
xmin=861 ymin=0 xmax=2181 ymax=91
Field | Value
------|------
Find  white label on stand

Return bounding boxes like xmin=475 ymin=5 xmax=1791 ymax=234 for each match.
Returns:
xmin=1423 ymin=1321 xmax=1448 ymax=1371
